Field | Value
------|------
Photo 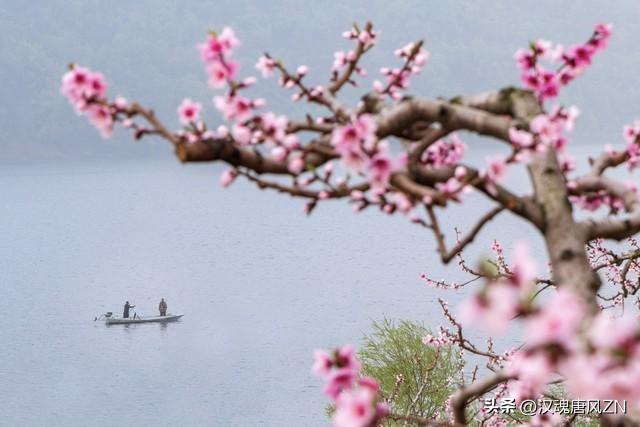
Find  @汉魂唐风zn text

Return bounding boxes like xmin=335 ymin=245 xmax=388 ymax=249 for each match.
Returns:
xmin=483 ymin=398 xmax=627 ymax=416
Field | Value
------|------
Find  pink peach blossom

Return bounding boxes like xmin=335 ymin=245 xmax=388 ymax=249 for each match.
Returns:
xmin=288 ymin=156 xmax=305 ymax=174
xmin=324 ymin=368 xmax=356 ymax=400
xmin=271 ymin=146 xmax=288 ymax=163
xmin=356 ymin=29 xmax=378 ymax=49
xmin=530 ymin=114 xmax=562 ymax=146
xmin=506 ymin=350 xmax=554 ymax=401
xmin=367 ymin=151 xmax=393 ymax=191
xmin=197 ymin=27 xmax=240 ymax=61
xmin=423 ymin=134 xmax=466 ymax=168
xmin=87 ymin=105 xmax=113 ymax=138
xmin=206 ymin=60 xmax=238 ymax=88
xmin=524 ymin=288 xmax=585 ymax=348
xmin=231 ymin=123 xmax=252 ymax=145
xmin=177 ymin=98 xmax=202 ymax=125
xmin=623 ymin=122 xmax=640 ymax=144
xmin=332 ymin=387 xmax=376 ymax=427
xmin=60 ymin=66 xmax=108 ymax=112
xmin=331 ymin=115 xmax=377 ymax=171
xmin=255 ymin=55 xmax=276 ymax=77
xmin=282 ymin=134 xmax=300 ymax=150
xmin=213 ymin=95 xmax=256 ymax=123
xmin=114 ymin=96 xmax=128 ymax=110
xmin=297 ymin=65 xmax=308 ymax=76
xmin=589 ymin=312 xmax=639 ymax=353
xmin=514 ymin=24 xmax=611 ymax=101
xmin=593 ymin=23 xmax=613 ymax=49
xmin=509 ymin=128 xmax=534 ymax=148
xmin=483 ymin=155 xmax=508 ymax=195
xmin=260 ymin=112 xmax=287 ymax=142
xmin=510 ymin=241 xmax=536 ymax=289
xmin=435 ymin=177 xmax=467 ymax=203
xmin=312 ymin=349 xmax=334 ymax=379
xmin=458 ymin=284 xmax=519 ymax=334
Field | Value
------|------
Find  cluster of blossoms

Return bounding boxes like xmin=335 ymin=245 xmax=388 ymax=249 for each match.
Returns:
xmin=331 ymin=114 xmax=407 ymax=194
xmin=490 ymin=240 xmax=507 ymax=267
xmin=198 ymin=27 xmax=302 ymax=155
xmin=504 ymin=288 xmax=585 ymax=402
xmin=414 ymin=134 xmax=476 ymax=201
xmin=422 ymin=328 xmax=455 ymax=347
xmin=592 ymin=119 xmax=640 ymax=180
xmin=196 ymin=28 xmax=318 ymax=178
xmin=432 ymin=166 xmax=471 ymax=203
xmin=420 ymin=273 xmax=461 ymax=290
xmin=312 ymin=346 xmax=388 ymax=427
xmin=531 ymin=106 xmax=578 ymax=169
xmin=422 ymin=134 xmax=467 ymax=168
xmin=506 ymin=104 xmax=579 ymax=169
xmin=569 ymin=183 xmax=634 ymax=213
xmin=197 ymin=27 xmax=240 ymax=88
xmin=567 ymin=118 xmax=640 ymax=213
xmin=373 ymin=41 xmax=429 ymax=99
xmin=563 ymin=311 xmax=640 ymax=404
xmin=436 ymin=100 xmax=581 ymax=203
xmin=60 ymin=65 xmax=116 ymax=138
xmin=349 ymin=189 xmax=419 ymax=219
xmin=514 ymin=23 xmax=612 ymax=101
xmin=197 ymin=28 xmax=272 ymax=147
xmin=506 ymin=290 xmax=640 ymax=412
xmin=257 ymin=54 xmax=317 ymax=103
xmin=587 ymin=238 xmax=640 ymax=306
xmin=175 ymin=98 xmax=219 ymax=143
xmin=453 ymin=243 xmax=640 ymax=414
xmin=330 ymin=24 xmax=379 ymax=85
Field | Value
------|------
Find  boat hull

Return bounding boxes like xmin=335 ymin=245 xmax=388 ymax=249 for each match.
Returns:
xmin=105 ymin=314 xmax=184 ymax=325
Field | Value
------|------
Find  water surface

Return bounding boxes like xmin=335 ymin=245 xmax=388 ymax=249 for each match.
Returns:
xmin=0 ymin=159 xmax=537 ymax=426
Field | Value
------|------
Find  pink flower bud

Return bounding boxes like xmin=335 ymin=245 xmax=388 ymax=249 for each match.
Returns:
xmin=114 ymin=96 xmax=128 ymax=109
xmin=288 ymin=156 xmax=305 ymax=174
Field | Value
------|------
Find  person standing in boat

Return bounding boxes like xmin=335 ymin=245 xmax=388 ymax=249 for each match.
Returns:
xmin=158 ymin=298 xmax=167 ymax=316
xmin=123 ymin=301 xmax=135 ymax=318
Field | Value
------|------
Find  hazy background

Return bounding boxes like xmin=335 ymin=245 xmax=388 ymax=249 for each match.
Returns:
xmin=1 ymin=1 xmax=640 ymax=426
xmin=1 ymin=0 xmax=639 ymax=161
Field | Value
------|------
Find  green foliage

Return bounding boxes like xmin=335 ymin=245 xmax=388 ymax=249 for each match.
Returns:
xmin=333 ymin=320 xmax=602 ymax=426
xmin=358 ymin=319 xmax=462 ymax=424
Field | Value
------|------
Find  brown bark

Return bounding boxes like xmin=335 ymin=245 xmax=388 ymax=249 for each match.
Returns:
xmin=502 ymin=92 xmax=603 ymax=308
xmin=528 ymin=150 xmax=601 ymax=307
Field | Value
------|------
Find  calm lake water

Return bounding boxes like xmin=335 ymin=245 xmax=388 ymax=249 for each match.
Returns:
xmin=0 ymin=158 xmax=538 ymax=426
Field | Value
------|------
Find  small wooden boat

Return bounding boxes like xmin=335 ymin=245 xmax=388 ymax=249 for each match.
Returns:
xmin=95 ymin=312 xmax=184 ymax=325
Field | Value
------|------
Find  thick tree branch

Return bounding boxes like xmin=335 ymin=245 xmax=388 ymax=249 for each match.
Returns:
xmin=375 ymin=97 xmax=513 ymax=142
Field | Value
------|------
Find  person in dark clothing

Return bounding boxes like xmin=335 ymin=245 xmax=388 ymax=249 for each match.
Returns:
xmin=159 ymin=298 xmax=167 ymax=316
xmin=123 ymin=301 xmax=135 ymax=318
